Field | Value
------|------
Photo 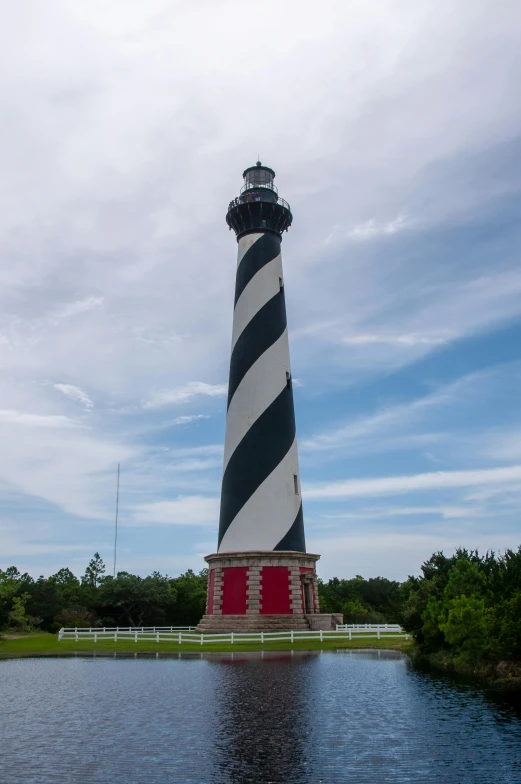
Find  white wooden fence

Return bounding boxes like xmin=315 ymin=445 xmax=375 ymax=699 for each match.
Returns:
xmin=58 ymin=625 xmax=408 ymax=645
xmin=335 ymin=624 xmax=402 ymax=632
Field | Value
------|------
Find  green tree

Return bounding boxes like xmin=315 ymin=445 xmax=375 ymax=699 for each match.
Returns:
xmin=8 ymin=595 xmax=29 ymax=631
xmin=486 ymin=590 xmax=521 ymax=661
xmin=82 ymin=553 xmax=106 ymax=588
xmin=49 ymin=568 xmax=80 ymax=601
xmin=0 ymin=568 xmax=22 ymax=629
xmin=171 ymin=570 xmax=207 ymax=626
xmin=22 ymin=576 xmax=61 ymax=630
xmin=440 ymin=595 xmax=487 ymax=665
xmin=444 ymin=560 xmax=486 ymax=601
xmin=54 ymin=605 xmax=97 ymax=630
xmin=96 ymin=572 xmax=177 ymax=626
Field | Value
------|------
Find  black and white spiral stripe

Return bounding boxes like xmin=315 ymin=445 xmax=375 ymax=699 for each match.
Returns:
xmin=218 ymin=232 xmax=306 ymax=553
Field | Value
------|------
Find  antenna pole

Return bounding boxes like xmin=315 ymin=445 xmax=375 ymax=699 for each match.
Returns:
xmin=113 ymin=463 xmax=120 ymax=578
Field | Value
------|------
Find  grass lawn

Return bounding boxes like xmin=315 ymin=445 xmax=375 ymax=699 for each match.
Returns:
xmin=0 ymin=631 xmax=415 ymax=658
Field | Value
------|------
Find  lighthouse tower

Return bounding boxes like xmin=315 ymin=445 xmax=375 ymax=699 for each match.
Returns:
xmin=198 ymin=163 xmax=333 ymax=633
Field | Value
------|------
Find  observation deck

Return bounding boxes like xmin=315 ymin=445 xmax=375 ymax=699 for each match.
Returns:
xmin=226 ymin=161 xmax=293 ymax=240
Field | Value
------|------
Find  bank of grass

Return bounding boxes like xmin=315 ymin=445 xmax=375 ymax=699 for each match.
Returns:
xmin=0 ymin=631 xmax=415 ymax=659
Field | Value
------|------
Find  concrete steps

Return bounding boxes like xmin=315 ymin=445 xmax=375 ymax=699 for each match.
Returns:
xmin=196 ymin=614 xmax=311 ymax=633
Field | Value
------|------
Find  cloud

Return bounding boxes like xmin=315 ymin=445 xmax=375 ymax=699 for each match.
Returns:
xmin=0 ymin=409 xmax=77 ymax=429
xmin=143 ymin=382 xmax=228 ymax=409
xmin=324 ymin=214 xmax=413 ymax=245
xmin=132 ymin=496 xmax=219 ymax=526
xmin=301 ymin=379 xmax=452 ymax=453
xmin=300 ymin=365 xmax=508 ymax=457
xmin=54 ymin=383 xmax=94 ymax=409
xmin=480 ymin=428 xmax=521 ymax=462
xmin=347 ymin=214 xmax=413 ymax=241
xmin=305 ymin=464 xmax=521 ymax=500
xmin=342 ymin=333 xmax=447 ymax=346
xmin=52 ymin=296 xmax=104 ymax=323
xmin=170 ymin=414 xmax=210 ymax=426
xmin=320 ymin=505 xmax=483 ymax=521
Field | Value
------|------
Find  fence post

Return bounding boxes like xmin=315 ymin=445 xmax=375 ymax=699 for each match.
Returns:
xmin=178 ymin=632 xmax=182 ymax=644
xmin=261 ymin=631 xmax=264 ymax=644
xmin=231 ymin=632 xmax=234 ymax=645
xmin=94 ymin=632 xmax=97 ymax=643
xmin=405 ymin=634 xmax=409 ymax=641
xmin=377 ymin=630 xmax=380 ymax=640
xmin=156 ymin=632 xmax=159 ymax=643
xmin=320 ymin=630 xmax=323 ymax=642
xmin=134 ymin=632 xmax=138 ymax=643
xmin=349 ymin=630 xmax=352 ymax=640
xmin=201 ymin=634 xmax=204 ymax=646
xmin=75 ymin=630 xmax=78 ymax=642
xmin=291 ymin=630 xmax=294 ymax=643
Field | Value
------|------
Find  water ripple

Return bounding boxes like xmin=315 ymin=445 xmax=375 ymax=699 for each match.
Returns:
xmin=1 ymin=651 xmax=520 ymax=783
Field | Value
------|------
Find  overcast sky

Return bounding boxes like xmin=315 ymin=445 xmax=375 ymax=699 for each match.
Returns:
xmin=1 ymin=0 xmax=521 ymax=581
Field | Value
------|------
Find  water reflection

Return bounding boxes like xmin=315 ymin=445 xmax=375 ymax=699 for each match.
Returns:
xmin=1 ymin=651 xmax=520 ymax=784
xmin=211 ymin=652 xmax=316 ymax=783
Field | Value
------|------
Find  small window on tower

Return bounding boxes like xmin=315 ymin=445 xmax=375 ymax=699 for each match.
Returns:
xmin=294 ymin=474 xmax=299 ymax=495
xmin=286 ymin=371 xmax=291 ymax=389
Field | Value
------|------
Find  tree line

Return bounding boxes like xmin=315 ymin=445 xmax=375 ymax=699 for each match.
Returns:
xmin=320 ymin=547 xmax=521 ymax=669
xmin=1 ymin=546 xmax=520 ymax=669
xmin=0 ymin=554 xmax=208 ymax=631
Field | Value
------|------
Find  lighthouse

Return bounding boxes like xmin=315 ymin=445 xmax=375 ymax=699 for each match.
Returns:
xmin=198 ymin=163 xmax=336 ymax=632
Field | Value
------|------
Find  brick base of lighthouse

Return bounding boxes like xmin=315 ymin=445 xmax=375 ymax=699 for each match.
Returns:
xmin=196 ymin=551 xmax=341 ymax=633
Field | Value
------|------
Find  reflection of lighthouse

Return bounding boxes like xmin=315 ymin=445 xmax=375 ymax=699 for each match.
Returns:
xmin=198 ymin=163 xmax=336 ymax=633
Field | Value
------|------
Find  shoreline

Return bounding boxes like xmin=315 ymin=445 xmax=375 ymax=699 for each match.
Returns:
xmin=0 ymin=631 xmax=413 ymax=659
xmin=3 ymin=634 xmax=520 ymax=691
xmin=409 ymin=650 xmax=521 ymax=692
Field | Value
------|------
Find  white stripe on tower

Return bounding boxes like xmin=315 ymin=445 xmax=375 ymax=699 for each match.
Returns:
xmin=218 ymin=230 xmax=305 ymax=553
xmin=223 ymin=331 xmax=289 ymax=470
xmin=231 ymin=253 xmax=282 ymax=350
xmin=219 ymin=438 xmax=300 ymax=552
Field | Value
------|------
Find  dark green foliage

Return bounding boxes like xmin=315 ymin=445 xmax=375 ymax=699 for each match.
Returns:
xmin=7 ymin=596 xmax=30 ymax=631
xmin=54 ymin=605 xmax=97 ymax=631
xmin=96 ymin=572 xmax=178 ymax=627
xmin=0 ymin=555 xmax=208 ymax=631
xmin=170 ymin=569 xmax=208 ymax=627
xmin=319 ymin=547 xmax=521 ymax=668
xmin=82 ymin=553 xmax=106 ymax=588
xmin=400 ymin=546 xmax=521 ymax=667
xmin=318 ymin=575 xmax=401 ymax=623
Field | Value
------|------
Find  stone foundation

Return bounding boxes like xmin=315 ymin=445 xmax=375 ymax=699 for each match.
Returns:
xmin=197 ymin=551 xmax=333 ymax=632
xmin=306 ymin=613 xmax=344 ymax=631
xmin=197 ymin=613 xmax=312 ymax=633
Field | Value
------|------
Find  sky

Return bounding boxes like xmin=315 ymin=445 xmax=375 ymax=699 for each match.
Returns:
xmin=1 ymin=0 xmax=521 ymax=582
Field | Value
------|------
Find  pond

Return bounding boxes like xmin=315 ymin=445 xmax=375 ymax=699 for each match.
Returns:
xmin=1 ymin=650 xmax=520 ymax=783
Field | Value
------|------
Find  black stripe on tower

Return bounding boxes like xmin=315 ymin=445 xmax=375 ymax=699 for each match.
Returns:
xmin=227 ymin=290 xmax=286 ymax=408
xmin=234 ymin=233 xmax=281 ymax=306
xmin=218 ymin=385 xmax=298 ymax=547
xmin=274 ymin=503 xmax=305 ymax=551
